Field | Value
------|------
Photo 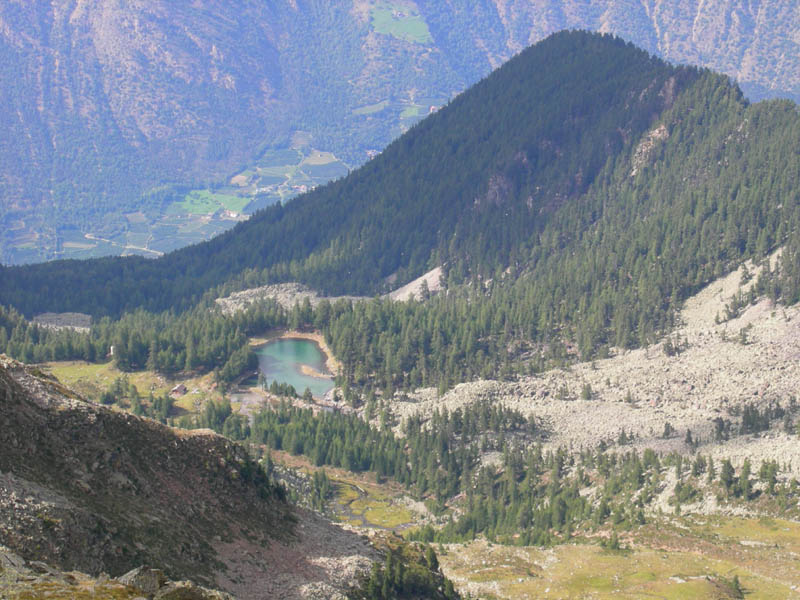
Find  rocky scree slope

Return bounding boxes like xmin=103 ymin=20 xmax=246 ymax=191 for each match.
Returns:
xmin=391 ymin=255 xmax=800 ymax=478
xmin=0 ymin=355 xmax=376 ymax=598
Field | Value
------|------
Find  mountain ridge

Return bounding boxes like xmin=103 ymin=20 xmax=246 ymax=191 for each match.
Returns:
xmin=3 ymin=31 xmax=800 ymax=395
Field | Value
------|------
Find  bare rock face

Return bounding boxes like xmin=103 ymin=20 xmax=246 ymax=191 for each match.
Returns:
xmin=0 ymin=545 xmax=233 ymax=599
xmin=118 ymin=566 xmax=168 ymax=596
xmin=0 ymin=356 xmax=377 ymax=598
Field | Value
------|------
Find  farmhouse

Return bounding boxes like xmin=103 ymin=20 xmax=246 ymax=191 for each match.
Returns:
xmin=170 ymin=383 xmax=188 ymax=397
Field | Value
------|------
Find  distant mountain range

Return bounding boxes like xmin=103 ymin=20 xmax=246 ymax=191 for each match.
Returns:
xmin=2 ymin=0 xmax=799 ymax=264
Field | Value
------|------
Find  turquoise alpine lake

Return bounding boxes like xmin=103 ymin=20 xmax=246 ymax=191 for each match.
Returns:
xmin=254 ymin=338 xmax=334 ymax=398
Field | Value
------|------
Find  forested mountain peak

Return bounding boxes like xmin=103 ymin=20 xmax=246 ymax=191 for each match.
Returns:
xmin=0 ymin=30 xmax=699 ymax=316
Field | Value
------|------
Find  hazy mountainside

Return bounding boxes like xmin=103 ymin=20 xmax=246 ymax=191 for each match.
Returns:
xmin=0 ymin=0 xmax=465 ymax=263
xmin=0 ymin=355 xmax=382 ymax=598
xmin=0 ymin=1 xmax=282 ymax=209
xmin=423 ymin=0 xmax=800 ymax=103
xmin=2 ymin=1 xmax=800 ymax=265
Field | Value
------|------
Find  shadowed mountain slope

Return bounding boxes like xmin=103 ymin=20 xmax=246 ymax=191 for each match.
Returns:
xmin=0 ymin=355 xmax=383 ymax=598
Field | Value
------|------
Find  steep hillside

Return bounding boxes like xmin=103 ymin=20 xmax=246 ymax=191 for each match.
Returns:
xmin=0 ymin=355 xmax=380 ymax=598
xmin=2 ymin=1 xmax=800 ymax=264
xmin=391 ymin=252 xmax=800 ymax=473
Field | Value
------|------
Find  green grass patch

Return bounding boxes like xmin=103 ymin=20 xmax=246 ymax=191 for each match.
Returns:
xmin=62 ymin=241 xmax=95 ymax=250
xmin=44 ymin=361 xmax=173 ymax=400
xmin=258 ymin=165 xmax=297 ymax=177
xmin=400 ymin=105 xmax=423 ymax=118
xmin=439 ymin=538 xmax=797 ymax=600
xmin=330 ymin=478 xmax=414 ymax=530
xmin=173 ymin=394 xmax=201 ymax=413
xmin=363 ymin=503 xmax=414 ymax=529
xmin=126 ymin=232 xmax=150 ymax=247
xmin=300 ymin=162 xmax=349 ymax=179
xmin=43 ymin=361 xmax=217 ymax=417
xmin=256 ymin=175 xmax=286 ymax=186
xmin=177 ymin=220 xmax=209 ymax=233
xmin=370 ymin=3 xmax=432 ymax=44
xmin=167 ymin=191 xmax=219 ymax=215
xmin=259 ymin=148 xmax=302 ymax=167
xmin=707 ymin=515 xmax=800 ymax=551
xmin=167 ymin=190 xmax=248 ymax=216
xmin=353 ymin=100 xmax=389 ymax=115
xmin=218 ymin=194 xmax=250 ymax=213
xmin=335 ymin=482 xmax=360 ymax=503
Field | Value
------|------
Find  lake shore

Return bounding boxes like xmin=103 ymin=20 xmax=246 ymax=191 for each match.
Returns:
xmin=250 ymin=329 xmax=341 ymax=377
xmin=281 ymin=331 xmax=341 ymax=377
xmin=299 ymin=363 xmax=331 ymax=379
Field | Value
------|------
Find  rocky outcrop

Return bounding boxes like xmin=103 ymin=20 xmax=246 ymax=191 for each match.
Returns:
xmin=0 ymin=546 xmax=232 ymax=599
xmin=631 ymin=123 xmax=669 ymax=176
xmin=215 ymin=282 xmax=365 ymax=314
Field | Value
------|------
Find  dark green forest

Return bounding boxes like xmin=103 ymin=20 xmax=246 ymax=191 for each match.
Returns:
xmin=0 ymin=300 xmax=284 ymax=382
